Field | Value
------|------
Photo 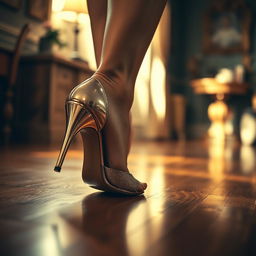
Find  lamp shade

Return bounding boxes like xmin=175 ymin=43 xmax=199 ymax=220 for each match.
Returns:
xmin=62 ymin=0 xmax=88 ymax=14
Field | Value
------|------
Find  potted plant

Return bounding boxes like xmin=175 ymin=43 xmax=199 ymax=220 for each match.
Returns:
xmin=39 ymin=21 xmax=66 ymax=53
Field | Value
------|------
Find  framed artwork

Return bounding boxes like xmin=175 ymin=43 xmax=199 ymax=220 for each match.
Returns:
xmin=27 ymin=0 xmax=52 ymax=21
xmin=0 ymin=0 xmax=22 ymax=9
xmin=203 ymin=0 xmax=251 ymax=54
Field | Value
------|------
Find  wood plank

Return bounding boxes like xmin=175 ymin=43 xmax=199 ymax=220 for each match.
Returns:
xmin=0 ymin=141 xmax=255 ymax=256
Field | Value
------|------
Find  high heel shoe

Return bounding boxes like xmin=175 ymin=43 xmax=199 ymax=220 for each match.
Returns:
xmin=54 ymin=78 xmax=145 ymax=195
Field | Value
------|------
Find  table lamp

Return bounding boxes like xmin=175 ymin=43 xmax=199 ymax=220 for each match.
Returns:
xmin=62 ymin=0 xmax=88 ymax=60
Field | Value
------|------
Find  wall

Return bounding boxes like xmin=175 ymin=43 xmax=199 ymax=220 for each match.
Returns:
xmin=0 ymin=1 xmax=96 ymax=68
xmin=1 ymin=0 xmax=255 ymax=140
xmin=0 ymin=0 xmax=46 ymax=53
xmin=169 ymin=0 xmax=256 ymax=138
xmin=51 ymin=12 xmax=96 ymax=70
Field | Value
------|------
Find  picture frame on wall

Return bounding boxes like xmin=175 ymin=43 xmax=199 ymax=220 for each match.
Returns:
xmin=203 ymin=0 xmax=251 ymax=54
xmin=27 ymin=0 xmax=52 ymax=21
xmin=0 ymin=0 xmax=22 ymax=9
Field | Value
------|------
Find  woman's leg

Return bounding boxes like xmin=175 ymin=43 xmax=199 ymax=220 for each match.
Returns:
xmin=87 ymin=0 xmax=107 ymax=67
xmin=88 ymin=0 xmax=137 ymax=156
xmin=93 ymin=0 xmax=167 ymax=174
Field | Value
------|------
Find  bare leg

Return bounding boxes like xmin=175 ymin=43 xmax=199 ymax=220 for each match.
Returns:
xmin=87 ymin=0 xmax=133 ymax=158
xmin=91 ymin=0 xmax=167 ymax=180
xmin=98 ymin=0 xmax=167 ymax=90
xmin=87 ymin=0 xmax=107 ymax=67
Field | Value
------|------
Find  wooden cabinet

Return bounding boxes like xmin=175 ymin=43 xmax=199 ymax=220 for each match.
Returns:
xmin=15 ymin=54 xmax=94 ymax=144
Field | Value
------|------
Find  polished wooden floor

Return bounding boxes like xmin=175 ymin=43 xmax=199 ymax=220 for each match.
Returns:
xmin=0 ymin=139 xmax=256 ymax=256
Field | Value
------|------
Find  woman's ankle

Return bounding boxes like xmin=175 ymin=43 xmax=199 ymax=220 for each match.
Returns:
xmin=94 ymin=70 xmax=120 ymax=87
xmin=93 ymin=70 xmax=134 ymax=108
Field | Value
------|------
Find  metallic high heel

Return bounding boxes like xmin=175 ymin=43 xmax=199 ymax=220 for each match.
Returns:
xmin=54 ymin=78 xmax=145 ymax=195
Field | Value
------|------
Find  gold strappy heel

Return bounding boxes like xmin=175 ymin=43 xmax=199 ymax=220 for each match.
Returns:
xmin=54 ymin=78 xmax=145 ymax=195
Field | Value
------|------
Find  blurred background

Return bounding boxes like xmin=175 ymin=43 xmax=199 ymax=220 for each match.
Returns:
xmin=1 ymin=2 xmax=256 ymax=254
xmin=0 ymin=0 xmax=256 ymax=147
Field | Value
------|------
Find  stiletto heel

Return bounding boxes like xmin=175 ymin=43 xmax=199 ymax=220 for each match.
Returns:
xmin=54 ymin=78 xmax=107 ymax=172
xmin=54 ymin=101 xmax=94 ymax=172
xmin=54 ymin=78 xmax=145 ymax=195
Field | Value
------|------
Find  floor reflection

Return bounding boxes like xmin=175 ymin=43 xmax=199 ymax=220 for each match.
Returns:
xmin=1 ymin=140 xmax=256 ymax=256
xmin=207 ymin=139 xmax=256 ymax=178
xmin=240 ymin=146 xmax=256 ymax=175
xmin=208 ymin=139 xmax=234 ymax=181
xmin=72 ymin=193 xmax=145 ymax=255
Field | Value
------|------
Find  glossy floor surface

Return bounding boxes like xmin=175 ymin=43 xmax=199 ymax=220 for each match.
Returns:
xmin=0 ymin=140 xmax=256 ymax=256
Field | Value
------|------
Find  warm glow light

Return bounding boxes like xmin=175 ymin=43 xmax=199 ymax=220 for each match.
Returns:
xmin=129 ymin=154 xmax=198 ymax=165
xmin=150 ymin=57 xmax=166 ymax=120
xmin=191 ymin=78 xmax=247 ymax=95
xmin=38 ymin=227 xmax=61 ymax=256
xmin=134 ymin=49 xmax=151 ymax=121
xmin=215 ymin=68 xmax=233 ymax=83
xmin=208 ymin=100 xmax=228 ymax=122
xmin=126 ymin=164 xmax=165 ymax=256
xmin=208 ymin=140 xmax=225 ymax=179
xmin=225 ymin=120 xmax=234 ymax=136
xmin=32 ymin=150 xmax=83 ymax=159
xmin=62 ymin=0 xmax=88 ymax=14
xmin=208 ymin=123 xmax=225 ymax=139
xmin=240 ymin=113 xmax=256 ymax=145
xmin=208 ymin=100 xmax=229 ymax=139
xmin=53 ymin=0 xmax=88 ymax=22
xmin=240 ymin=146 xmax=255 ymax=174
xmin=52 ymin=0 xmax=65 ymax=12
xmin=57 ymin=11 xmax=88 ymax=23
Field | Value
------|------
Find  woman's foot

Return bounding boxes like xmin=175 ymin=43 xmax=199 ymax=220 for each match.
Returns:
xmin=92 ymin=72 xmax=147 ymax=193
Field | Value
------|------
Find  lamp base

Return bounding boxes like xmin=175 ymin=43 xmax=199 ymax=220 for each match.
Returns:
xmin=70 ymin=51 xmax=85 ymax=62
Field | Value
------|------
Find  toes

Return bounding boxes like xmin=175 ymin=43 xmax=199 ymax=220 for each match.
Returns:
xmin=138 ymin=182 xmax=147 ymax=192
xmin=105 ymin=166 xmax=147 ymax=194
xmin=142 ymin=183 xmax=147 ymax=190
